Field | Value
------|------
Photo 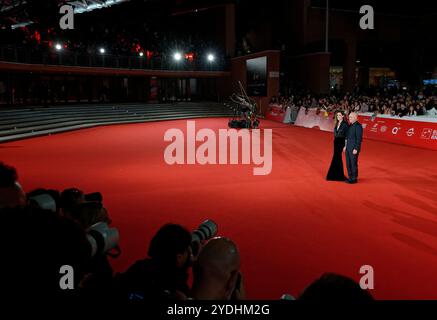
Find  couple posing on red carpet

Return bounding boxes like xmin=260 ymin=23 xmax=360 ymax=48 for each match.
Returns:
xmin=326 ymin=111 xmax=363 ymax=184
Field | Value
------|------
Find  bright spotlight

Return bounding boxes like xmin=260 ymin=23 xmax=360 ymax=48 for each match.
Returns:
xmin=99 ymin=48 xmax=106 ymax=54
xmin=207 ymin=53 xmax=215 ymax=62
xmin=55 ymin=43 xmax=62 ymax=51
xmin=173 ymin=52 xmax=182 ymax=61
xmin=139 ymin=52 xmax=144 ymax=57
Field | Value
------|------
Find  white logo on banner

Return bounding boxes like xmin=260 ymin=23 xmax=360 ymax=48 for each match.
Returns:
xmin=406 ymin=128 xmax=415 ymax=137
xmin=421 ymin=128 xmax=433 ymax=140
xmin=371 ymin=124 xmax=378 ymax=133
xmin=380 ymin=126 xmax=387 ymax=133
xmin=432 ymin=130 xmax=437 ymax=140
xmin=392 ymin=127 xmax=400 ymax=135
xmin=362 ymin=123 xmax=368 ymax=129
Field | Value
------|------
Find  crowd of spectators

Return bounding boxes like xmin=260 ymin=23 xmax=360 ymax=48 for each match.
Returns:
xmin=0 ymin=162 xmax=373 ymax=302
xmin=269 ymin=86 xmax=437 ymax=119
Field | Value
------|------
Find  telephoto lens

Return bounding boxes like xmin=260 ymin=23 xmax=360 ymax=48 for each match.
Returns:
xmin=191 ymin=219 xmax=218 ymax=257
xmin=27 ymin=189 xmax=60 ymax=213
xmin=28 ymin=193 xmax=57 ymax=212
xmin=86 ymin=222 xmax=119 ymax=257
xmin=192 ymin=219 xmax=218 ymax=242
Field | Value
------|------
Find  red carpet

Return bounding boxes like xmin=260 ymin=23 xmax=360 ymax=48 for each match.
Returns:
xmin=1 ymin=118 xmax=437 ymax=299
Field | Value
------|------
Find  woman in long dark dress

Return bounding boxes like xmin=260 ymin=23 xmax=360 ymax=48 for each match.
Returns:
xmin=326 ymin=111 xmax=349 ymax=181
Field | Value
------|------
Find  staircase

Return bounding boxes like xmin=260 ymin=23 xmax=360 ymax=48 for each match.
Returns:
xmin=0 ymin=102 xmax=234 ymax=143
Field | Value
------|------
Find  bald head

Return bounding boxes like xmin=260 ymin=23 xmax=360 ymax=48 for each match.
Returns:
xmin=196 ymin=237 xmax=240 ymax=275
xmin=192 ymin=237 xmax=240 ymax=300
xmin=349 ymin=112 xmax=358 ymax=124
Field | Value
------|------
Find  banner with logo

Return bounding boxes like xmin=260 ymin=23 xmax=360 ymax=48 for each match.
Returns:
xmin=294 ymin=108 xmax=437 ymax=151
xmin=359 ymin=115 xmax=437 ymax=150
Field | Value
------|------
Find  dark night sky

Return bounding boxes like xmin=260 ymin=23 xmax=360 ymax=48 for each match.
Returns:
xmin=1 ymin=0 xmax=436 ymax=35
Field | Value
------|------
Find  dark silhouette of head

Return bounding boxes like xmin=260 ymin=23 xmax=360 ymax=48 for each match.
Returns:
xmin=0 ymin=205 xmax=91 ymax=296
xmin=148 ymin=223 xmax=193 ymax=270
xmin=299 ymin=273 xmax=374 ymax=301
xmin=60 ymin=188 xmax=86 ymax=215
xmin=0 ymin=162 xmax=26 ymax=209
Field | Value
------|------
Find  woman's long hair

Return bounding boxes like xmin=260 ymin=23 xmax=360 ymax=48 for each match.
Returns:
xmin=334 ymin=110 xmax=345 ymax=127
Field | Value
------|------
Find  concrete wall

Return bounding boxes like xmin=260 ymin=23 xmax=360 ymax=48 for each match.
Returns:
xmin=288 ymin=52 xmax=331 ymax=94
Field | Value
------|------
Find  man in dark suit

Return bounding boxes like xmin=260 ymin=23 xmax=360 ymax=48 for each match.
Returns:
xmin=344 ymin=112 xmax=363 ymax=184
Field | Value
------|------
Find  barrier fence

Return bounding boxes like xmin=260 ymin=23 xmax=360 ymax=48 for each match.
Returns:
xmin=294 ymin=108 xmax=437 ymax=151
xmin=265 ymin=104 xmax=298 ymax=124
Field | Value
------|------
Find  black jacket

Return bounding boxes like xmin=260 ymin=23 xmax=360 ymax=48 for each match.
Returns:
xmin=334 ymin=121 xmax=349 ymax=138
xmin=346 ymin=122 xmax=363 ymax=153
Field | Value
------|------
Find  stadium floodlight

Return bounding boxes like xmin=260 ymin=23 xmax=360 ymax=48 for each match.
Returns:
xmin=139 ymin=52 xmax=144 ymax=57
xmin=207 ymin=53 xmax=215 ymax=62
xmin=55 ymin=43 xmax=63 ymax=51
xmin=99 ymin=48 xmax=106 ymax=54
xmin=173 ymin=52 xmax=182 ymax=61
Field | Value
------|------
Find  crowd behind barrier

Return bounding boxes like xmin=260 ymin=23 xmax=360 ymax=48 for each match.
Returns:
xmin=0 ymin=162 xmax=374 ymax=302
xmin=268 ymin=86 xmax=437 ymax=123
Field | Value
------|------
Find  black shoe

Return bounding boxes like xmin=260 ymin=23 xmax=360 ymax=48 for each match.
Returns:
xmin=346 ymin=179 xmax=357 ymax=184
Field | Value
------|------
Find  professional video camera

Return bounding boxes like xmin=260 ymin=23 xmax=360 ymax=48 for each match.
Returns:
xmin=191 ymin=219 xmax=218 ymax=257
xmin=228 ymin=81 xmax=260 ymax=129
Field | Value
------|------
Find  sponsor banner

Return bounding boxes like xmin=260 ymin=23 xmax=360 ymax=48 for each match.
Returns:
xmin=294 ymin=108 xmax=437 ymax=151
xmin=359 ymin=115 xmax=437 ymax=150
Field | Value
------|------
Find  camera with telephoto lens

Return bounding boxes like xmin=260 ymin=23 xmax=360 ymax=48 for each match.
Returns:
xmin=191 ymin=219 xmax=218 ymax=257
xmin=60 ymin=188 xmax=102 ymax=208
xmin=86 ymin=222 xmax=120 ymax=258
xmin=28 ymin=188 xmax=103 ymax=213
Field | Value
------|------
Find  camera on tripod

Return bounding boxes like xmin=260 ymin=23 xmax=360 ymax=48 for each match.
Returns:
xmin=228 ymin=81 xmax=260 ymax=129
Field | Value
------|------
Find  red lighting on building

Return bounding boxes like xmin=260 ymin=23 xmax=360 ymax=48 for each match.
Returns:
xmin=132 ymin=43 xmax=142 ymax=53
xmin=185 ymin=52 xmax=194 ymax=61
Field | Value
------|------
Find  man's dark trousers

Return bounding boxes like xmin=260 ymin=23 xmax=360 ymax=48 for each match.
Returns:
xmin=346 ymin=150 xmax=359 ymax=181
xmin=345 ymin=121 xmax=363 ymax=182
